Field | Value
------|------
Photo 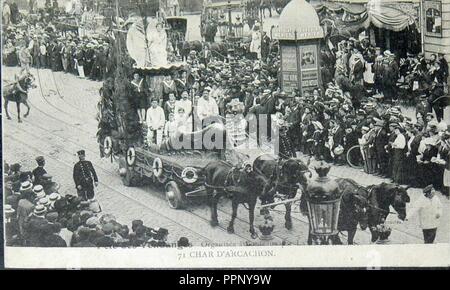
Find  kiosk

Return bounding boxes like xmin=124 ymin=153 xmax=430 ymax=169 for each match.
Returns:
xmin=273 ymin=0 xmax=324 ymax=95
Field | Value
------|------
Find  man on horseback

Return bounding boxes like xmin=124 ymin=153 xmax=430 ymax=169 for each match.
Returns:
xmin=4 ymin=71 xmax=34 ymax=122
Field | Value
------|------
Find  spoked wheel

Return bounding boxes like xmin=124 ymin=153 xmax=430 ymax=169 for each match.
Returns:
xmin=346 ymin=145 xmax=364 ymax=169
xmin=165 ymin=181 xmax=185 ymax=209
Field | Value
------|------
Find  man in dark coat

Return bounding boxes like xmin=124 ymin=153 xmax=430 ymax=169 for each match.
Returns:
xmin=374 ymin=120 xmax=390 ymax=177
xmin=429 ymin=82 xmax=446 ymax=122
xmin=260 ymin=89 xmax=277 ymax=141
xmin=32 ymin=156 xmax=47 ymax=186
xmin=73 ymin=150 xmax=98 ymax=201
xmin=382 ymin=51 xmax=399 ymax=101
xmin=438 ymin=53 xmax=448 ymax=83
xmin=416 ymin=94 xmax=432 ymax=120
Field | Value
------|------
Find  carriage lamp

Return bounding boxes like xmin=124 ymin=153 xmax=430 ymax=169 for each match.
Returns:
xmin=305 ymin=162 xmax=343 ymax=244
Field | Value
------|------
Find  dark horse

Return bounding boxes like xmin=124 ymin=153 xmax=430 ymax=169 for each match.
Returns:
xmin=205 ymin=160 xmax=264 ymax=239
xmin=4 ymin=73 xmax=34 ymax=122
xmin=253 ymin=154 xmax=311 ymax=230
xmin=333 ymin=178 xmax=370 ymax=244
xmin=365 ymin=183 xmax=410 ymax=242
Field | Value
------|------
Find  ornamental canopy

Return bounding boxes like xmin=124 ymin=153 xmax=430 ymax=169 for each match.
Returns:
xmin=273 ymin=0 xmax=324 ymax=40
xmin=366 ymin=0 xmax=419 ymax=32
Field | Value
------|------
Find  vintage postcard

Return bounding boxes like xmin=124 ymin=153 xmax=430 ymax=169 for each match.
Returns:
xmin=2 ymin=0 xmax=449 ymax=269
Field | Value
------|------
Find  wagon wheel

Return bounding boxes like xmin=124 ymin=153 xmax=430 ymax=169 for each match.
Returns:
xmin=346 ymin=145 xmax=364 ymax=169
xmin=165 ymin=181 xmax=185 ymax=209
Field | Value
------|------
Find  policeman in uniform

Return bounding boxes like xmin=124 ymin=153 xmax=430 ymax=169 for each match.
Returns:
xmin=73 ymin=150 xmax=98 ymax=201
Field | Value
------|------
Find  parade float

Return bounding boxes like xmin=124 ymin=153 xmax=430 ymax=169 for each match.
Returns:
xmin=96 ymin=0 xmax=249 ymax=209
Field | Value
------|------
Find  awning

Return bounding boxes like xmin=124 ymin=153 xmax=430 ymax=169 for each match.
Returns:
xmin=315 ymin=2 xmax=370 ymax=40
xmin=315 ymin=2 xmax=367 ymax=15
xmin=366 ymin=0 xmax=418 ymax=32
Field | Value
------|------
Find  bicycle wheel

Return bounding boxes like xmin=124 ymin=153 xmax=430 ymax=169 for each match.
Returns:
xmin=346 ymin=145 xmax=364 ymax=169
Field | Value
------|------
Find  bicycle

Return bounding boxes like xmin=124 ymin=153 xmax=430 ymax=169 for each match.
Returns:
xmin=346 ymin=145 xmax=364 ymax=169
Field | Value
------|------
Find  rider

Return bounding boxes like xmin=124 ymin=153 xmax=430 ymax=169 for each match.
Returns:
xmin=12 ymin=72 xmax=30 ymax=96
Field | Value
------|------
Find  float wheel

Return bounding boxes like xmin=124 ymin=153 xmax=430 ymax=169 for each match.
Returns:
xmin=165 ymin=181 xmax=185 ymax=209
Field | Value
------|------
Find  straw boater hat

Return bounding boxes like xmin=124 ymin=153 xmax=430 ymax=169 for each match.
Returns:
xmin=20 ymin=181 xmax=33 ymax=192
xmin=35 ymin=190 xmax=46 ymax=200
xmin=33 ymin=204 xmax=47 ymax=216
xmin=48 ymin=192 xmax=61 ymax=202
xmin=38 ymin=197 xmax=51 ymax=207
xmin=33 ymin=184 xmax=43 ymax=194
xmin=5 ymin=204 xmax=15 ymax=215
xmin=384 ymin=50 xmax=394 ymax=57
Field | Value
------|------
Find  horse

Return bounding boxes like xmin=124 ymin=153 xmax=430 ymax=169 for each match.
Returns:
xmin=365 ymin=183 xmax=410 ymax=242
xmin=3 ymin=73 xmax=35 ymax=123
xmin=205 ymin=160 xmax=264 ymax=239
xmin=253 ymin=154 xmax=311 ymax=230
xmin=333 ymin=178 xmax=370 ymax=244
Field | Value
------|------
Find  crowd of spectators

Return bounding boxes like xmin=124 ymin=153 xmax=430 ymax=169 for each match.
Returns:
xmin=4 ymin=157 xmax=191 ymax=247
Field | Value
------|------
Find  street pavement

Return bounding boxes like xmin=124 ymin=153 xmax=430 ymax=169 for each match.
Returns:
xmin=2 ymin=65 xmax=449 ymax=246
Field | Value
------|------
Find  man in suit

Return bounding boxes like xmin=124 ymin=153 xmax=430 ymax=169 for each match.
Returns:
xmin=373 ymin=120 xmax=390 ymax=177
xmin=73 ymin=150 xmax=98 ymax=201
xmin=416 ymin=94 xmax=432 ymax=120
xmin=32 ymin=156 xmax=47 ymax=186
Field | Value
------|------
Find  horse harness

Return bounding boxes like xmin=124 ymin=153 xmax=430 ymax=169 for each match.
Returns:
xmin=366 ymin=186 xmax=398 ymax=215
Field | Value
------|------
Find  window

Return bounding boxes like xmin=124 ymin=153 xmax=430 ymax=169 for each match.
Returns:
xmin=424 ymin=1 xmax=443 ymax=37
xmin=426 ymin=8 xmax=442 ymax=33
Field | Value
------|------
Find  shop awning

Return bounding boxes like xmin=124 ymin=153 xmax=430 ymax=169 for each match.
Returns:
xmin=315 ymin=2 xmax=367 ymax=15
xmin=366 ymin=0 xmax=419 ymax=32
xmin=314 ymin=1 xmax=370 ymax=39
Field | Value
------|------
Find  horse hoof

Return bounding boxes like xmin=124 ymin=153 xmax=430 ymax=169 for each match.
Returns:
xmin=210 ymin=220 xmax=219 ymax=227
xmin=7 ymin=117 xmax=11 ymax=120
xmin=250 ymin=232 xmax=258 ymax=239
xmin=227 ymin=227 xmax=234 ymax=234
xmin=18 ymin=120 xmax=22 ymax=123
xmin=24 ymin=114 xmax=29 ymax=118
xmin=285 ymin=222 xmax=292 ymax=230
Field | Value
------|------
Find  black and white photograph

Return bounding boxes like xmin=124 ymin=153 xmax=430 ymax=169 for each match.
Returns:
xmin=1 ymin=0 xmax=450 ymax=269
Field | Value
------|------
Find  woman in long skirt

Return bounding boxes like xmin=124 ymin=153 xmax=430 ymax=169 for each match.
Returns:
xmin=390 ymin=125 xmax=407 ymax=184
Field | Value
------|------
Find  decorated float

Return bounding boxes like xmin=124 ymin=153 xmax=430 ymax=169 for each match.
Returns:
xmin=96 ymin=1 xmax=249 ymax=209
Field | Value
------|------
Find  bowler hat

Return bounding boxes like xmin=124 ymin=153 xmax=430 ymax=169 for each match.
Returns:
xmin=77 ymin=150 xmax=86 ymax=156
xmin=35 ymin=156 xmax=45 ymax=163
xmin=45 ymin=212 xmax=59 ymax=223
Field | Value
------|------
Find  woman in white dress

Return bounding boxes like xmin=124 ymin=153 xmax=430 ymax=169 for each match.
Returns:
xmin=147 ymin=22 xmax=168 ymax=67
xmin=250 ymin=24 xmax=262 ymax=60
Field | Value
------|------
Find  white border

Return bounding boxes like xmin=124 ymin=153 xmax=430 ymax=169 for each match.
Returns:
xmin=5 ymin=244 xmax=450 ymax=268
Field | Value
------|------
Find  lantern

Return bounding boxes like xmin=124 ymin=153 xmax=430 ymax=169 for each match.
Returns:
xmin=306 ymin=197 xmax=341 ymax=236
xmin=304 ymin=162 xmax=343 ymax=243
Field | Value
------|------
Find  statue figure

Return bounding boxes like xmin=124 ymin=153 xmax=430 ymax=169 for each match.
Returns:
xmin=146 ymin=22 xmax=168 ymax=67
